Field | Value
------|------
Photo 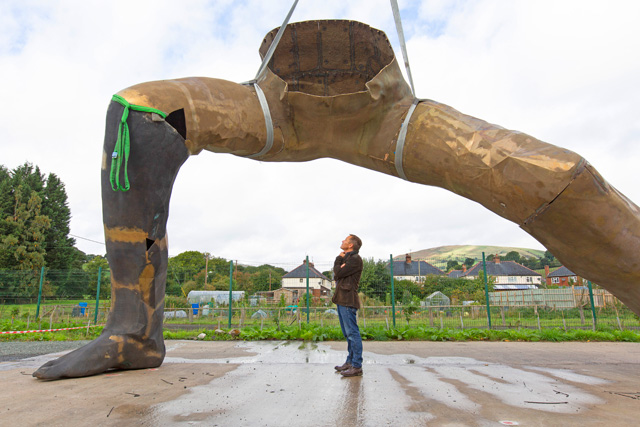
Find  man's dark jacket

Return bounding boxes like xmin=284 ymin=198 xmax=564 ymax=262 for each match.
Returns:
xmin=331 ymin=250 xmax=363 ymax=309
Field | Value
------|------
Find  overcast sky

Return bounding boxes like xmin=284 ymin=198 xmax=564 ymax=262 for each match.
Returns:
xmin=2 ymin=0 xmax=639 ymax=273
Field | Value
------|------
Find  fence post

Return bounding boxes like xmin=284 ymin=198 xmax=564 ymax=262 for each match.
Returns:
xmin=482 ymin=253 xmax=492 ymax=328
xmin=94 ymin=266 xmax=102 ymax=324
xmin=390 ymin=254 xmax=396 ymax=328
xmin=587 ymin=280 xmax=597 ymax=330
xmin=306 ymin=255 xmax=310 ymax=324
xmin=35 ymin=266 xmax=45 ymax=318
xmin=228 ymin=260 xmax=233 ymax=328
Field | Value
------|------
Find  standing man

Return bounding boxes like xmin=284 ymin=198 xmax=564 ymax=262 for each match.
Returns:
xmin=332 ymin=234 xmax=364 ymax=377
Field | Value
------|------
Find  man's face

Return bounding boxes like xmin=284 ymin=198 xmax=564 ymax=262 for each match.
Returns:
xmin=340 ymin=236 xmax=353 ymax=252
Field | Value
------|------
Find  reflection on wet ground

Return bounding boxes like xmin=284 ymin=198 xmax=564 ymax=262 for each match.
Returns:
xmin=151 ymin=341 xmax=608 ymax=426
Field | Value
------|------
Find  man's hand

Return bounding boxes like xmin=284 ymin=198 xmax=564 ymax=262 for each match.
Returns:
xmin=339 ymin=251 xmax=346 ymax=257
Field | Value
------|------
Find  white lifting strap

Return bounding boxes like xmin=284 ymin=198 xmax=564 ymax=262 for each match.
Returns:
xmin=395 ymin=98 xmax=421 ymax=181
xmin=390 ymin=0 xmax=419 ymax=181
xmin=390 ymin=0 xmax=416 ymax=97
xmin=242 ymin=0 xmax=299 ymax=159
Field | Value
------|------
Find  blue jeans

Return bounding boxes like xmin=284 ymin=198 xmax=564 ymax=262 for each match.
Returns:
xmin=337 ymin=304 xmax=363 ymax=368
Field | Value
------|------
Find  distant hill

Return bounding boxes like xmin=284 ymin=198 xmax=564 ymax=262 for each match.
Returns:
xmin=394 ymin=245 xmax=546 ymax=261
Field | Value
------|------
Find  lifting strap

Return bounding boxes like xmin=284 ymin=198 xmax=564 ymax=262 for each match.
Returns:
xmin=390 ymin=0 xmax=419 ymax=181
xmin=110 ymin=94 xmax=167 ymax=191
xmin=394 ymin=98 xmax=420 ymax=181
xmin=242 ymin=0 xmax=299 ymax=159
xmin=390 ymin=0 xmax=416 ymax=97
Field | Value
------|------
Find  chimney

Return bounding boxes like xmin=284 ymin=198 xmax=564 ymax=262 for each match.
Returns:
xmin=303 ymin=259 xmax=314 ymax=267
xmin=405 ymin=253 xmax=412 ymax=264
xmin=462 ymin=264 xmax=467 ymax=273
xmin=545 ymin=265 xmax=550 ymax=276
xmin=493 ymin=255 xmax=500 ymax=264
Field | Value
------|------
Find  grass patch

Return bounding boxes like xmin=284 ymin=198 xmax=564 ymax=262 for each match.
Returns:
xmin=162 ymin=325 xmax=640 ymax=343
xmin=2 ymin=322 xmax=639 ymax=343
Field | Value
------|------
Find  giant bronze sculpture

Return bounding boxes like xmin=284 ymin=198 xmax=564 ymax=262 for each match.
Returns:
xmin=34 ymin=21 xmax=640 ymax=379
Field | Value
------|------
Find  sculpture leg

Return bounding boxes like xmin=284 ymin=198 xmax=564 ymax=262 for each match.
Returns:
xmin=403 ymin=101 xmax=640 ymax=315
xmin=33 ymin=102 xmax=189 ymax=379
xmin=521 ymin=163 xmax=640 ymax=314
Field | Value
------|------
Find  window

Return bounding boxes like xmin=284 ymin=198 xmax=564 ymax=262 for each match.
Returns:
xmin=551 ymin=277 xmax=559 ymax=284
xmin=300 ymin=278 xmax=303 ymax=283
xmin=508 ymin=276 xmax=516 ymax=283
xmin=526 ymin=277 xmax=532 ymax=283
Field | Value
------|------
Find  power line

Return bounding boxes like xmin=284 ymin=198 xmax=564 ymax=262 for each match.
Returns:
xmin=69 ymin=234 xmax=105 ymax=246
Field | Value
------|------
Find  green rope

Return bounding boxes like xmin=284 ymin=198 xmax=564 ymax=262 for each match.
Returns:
xmin=110 ymin=94 xmax=167 ymax=191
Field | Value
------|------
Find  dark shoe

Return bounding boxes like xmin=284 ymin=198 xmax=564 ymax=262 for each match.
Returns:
xmin=334 ymin=362 xmax=352 ymax=372
xmin=341 ymin=366 xmax=363 ymax=377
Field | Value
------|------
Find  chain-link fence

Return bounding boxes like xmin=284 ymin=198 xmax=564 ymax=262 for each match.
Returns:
xmin=2 ymin=254 xmax=639 ymax=332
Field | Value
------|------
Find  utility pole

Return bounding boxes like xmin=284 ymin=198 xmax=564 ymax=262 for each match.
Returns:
xmin=204 ymin=253 xmax=210 ymax=286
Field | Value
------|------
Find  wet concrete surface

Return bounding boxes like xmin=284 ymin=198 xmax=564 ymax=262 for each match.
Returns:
xmin=0 ymin=340 xmax=638 ymax=426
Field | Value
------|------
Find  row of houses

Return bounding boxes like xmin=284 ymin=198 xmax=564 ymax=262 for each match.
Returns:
xmin=396 ymin=253 xmax=581 ymax=290
xmin=250 ymin=255 xmax=582 ymax=305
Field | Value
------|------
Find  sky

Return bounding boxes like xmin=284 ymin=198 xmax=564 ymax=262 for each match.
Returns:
xmin=2 ymin=0 xmax=639 ymax=273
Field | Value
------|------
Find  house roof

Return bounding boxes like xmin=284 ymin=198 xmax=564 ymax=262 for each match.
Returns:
xmin=466 ymin=260 xmax=541 ymax=277
xmin=389 ymin=260 xmax=444 ymax=276
xmin=283 ymin=262 xmax=331 ymax=281
xmin=548 ymin=266 xmax=577 ymax=278
xmin=447 ymin=269 xmax=465 ymax=278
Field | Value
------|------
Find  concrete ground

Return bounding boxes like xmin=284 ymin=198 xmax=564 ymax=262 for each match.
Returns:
xmin=0 ymin=340 xmax=638 ymax=426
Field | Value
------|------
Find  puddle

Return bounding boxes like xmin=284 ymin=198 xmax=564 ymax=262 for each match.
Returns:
xmin=151 ymin=341 xmax=608 ymax=425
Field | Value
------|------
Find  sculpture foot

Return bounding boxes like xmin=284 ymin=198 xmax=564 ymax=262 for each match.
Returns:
xmin=32 ymin=331 xmax=164 ymax=380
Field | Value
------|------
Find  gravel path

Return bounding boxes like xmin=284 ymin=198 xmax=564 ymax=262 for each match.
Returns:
xmin=0 ymin=341 xmax=90 ymax=362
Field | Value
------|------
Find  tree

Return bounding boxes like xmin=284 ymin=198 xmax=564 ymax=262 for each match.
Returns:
xmin=0 ymin=163 xmax=79 ymax=271
xmin=446 ymin=260 xmax=462 ymax=272
xmin=542 ymin=250 xmax=561 ymax=267
xmin=0 ymin=185 xmax=50 ymax=270
xmin=250 ymin=266 xmax=284 ymax=292
xmin=41 ymin=173 xmax=76 ymax=269
xmin=359 ymin=258 xmax=390 ymax=301
xmin=503 ymin=251 xmax=521 ymax=263
xmin=83 ymin=255 xmax=110 ymax=299
xmin=166 ymin=250 xmax=206 ymax=295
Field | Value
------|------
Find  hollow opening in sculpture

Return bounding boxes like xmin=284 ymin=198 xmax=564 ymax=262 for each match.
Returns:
xmin=165 ymin=108 xmax=187 ymax=139
xmin=260 ymin=20 xmax=395 ymax=96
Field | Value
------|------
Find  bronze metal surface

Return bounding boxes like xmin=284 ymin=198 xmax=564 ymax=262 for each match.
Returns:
xmin=33 ymin=20 xmax=640 ymax=380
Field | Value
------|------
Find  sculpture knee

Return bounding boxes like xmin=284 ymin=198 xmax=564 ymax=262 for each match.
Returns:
xmin=101 ymin=103 xmax=189 ymax=218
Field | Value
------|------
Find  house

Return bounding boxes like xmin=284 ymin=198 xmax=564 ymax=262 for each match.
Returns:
xmin=464 ymin=256 xmax=542 ymax=290
xmin=389 ymin=254 xmax=445 ymax=283
xmin=273 ymin=288 xmax=297 ymax=305
xmin=546 ymin=265 xmax=582 ymax=286
xmin=281 ymin=259 xmax=332 ymax=297
xmin=252 ymin=288 xmax=298 ymax=306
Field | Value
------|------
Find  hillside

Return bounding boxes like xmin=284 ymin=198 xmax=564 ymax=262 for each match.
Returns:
xmin=394 ymin=245 xmax=546 ymax=261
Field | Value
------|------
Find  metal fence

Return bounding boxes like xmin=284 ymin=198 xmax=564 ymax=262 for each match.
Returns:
xmin=160 ymin=303 xmax=639 ymax=332
xmin=2 ymin=253 xmax=639 ymax=333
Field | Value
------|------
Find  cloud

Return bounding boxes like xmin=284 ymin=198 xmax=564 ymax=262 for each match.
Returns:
xmin=2 ymin=0 xmax=639 ymax=270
